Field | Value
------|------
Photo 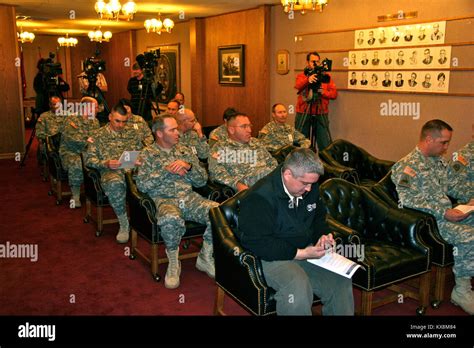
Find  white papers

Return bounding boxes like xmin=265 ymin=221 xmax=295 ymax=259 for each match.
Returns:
xmin=307 ymin=250 xmax=364 ymax=279
xmin=455 ymin=205 xmax=474 ymax=215
xmin=117 ymin=151 xmax=140 ymax=169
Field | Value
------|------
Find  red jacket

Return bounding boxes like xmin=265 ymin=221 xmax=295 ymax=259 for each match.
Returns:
xmin=294 ymin=72 xmax=337 ymax=115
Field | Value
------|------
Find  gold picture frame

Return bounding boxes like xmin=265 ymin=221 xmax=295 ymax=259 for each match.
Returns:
xmin=276 ymin=49 xmax=290 ymax=75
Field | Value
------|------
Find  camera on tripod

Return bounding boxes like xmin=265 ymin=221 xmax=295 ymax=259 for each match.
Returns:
xmin=83 ymin=50 xmax=106 ymax=86
xmin=42 ymin=53 xmax=63 ymax=88
xmin=136 ymin=49 xmax=160 ymax=81
xmin=304 ymin=57 xmax=332 ymax=91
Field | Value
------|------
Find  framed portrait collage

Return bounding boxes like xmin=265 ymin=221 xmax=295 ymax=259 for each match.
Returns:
xmin=348 ymin=21 xmax=451 ymax=94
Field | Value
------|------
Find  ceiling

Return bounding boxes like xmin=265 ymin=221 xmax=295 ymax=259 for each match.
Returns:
xmin=6 ymin=0 xmax=280 ymax=36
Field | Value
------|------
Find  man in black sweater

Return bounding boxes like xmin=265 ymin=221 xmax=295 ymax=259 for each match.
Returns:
xmin=238 ymin=148 xmax=354 ymax=315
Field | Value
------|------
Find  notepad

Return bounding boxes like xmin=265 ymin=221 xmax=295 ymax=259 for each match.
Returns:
xmin=117 ymin=151 xmax=140 ymax=169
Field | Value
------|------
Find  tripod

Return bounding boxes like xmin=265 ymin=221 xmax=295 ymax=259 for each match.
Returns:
xmin=137 ymin=78 xmax=160 ymax=122
xmin=301 ymin=90 xmax=332 ymax=152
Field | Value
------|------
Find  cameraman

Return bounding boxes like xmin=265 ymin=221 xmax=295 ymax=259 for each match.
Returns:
xmin=78 ymin=70 xmax=108 ymax=95
xmin=33 ymin=58 xmax=49 ymax=115
xmin=127 ymin=62 xmax=163 ymax=124
xmin=294 ymin=51 xmax=337 ymax=151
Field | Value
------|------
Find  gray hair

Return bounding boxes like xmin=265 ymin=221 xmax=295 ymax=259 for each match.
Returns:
xmin=152 ymin=113 xmax=175 ymax=133
xmin=282 ymin=148 xmax=324 ymax=178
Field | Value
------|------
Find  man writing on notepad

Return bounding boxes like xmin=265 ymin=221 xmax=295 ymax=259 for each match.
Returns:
xmin=238 ymin=148 xmax=354 ymax=315
xmin=85 ymin=103 xmax=144 ymax=244
xmin=392 ymin=120 xmax=474 ymax=314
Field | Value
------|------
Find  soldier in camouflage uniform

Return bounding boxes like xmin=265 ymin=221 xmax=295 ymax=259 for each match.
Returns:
xmin=119 ymin=98 xmax=154 ymax=146
xmin=392 ymin=120 xmax=474 ymax=314
xmin=59 ymin=97 xmax=100 ymax=208
xmin=208 ymin=107 xmax=239 ymax=148
xmin=136 ymin=114 xmax=218 ymax=289
xmin=36 ymin=96 xmax=64 ymax=171
xmin=209 ymin=112 xmax=278 ymax=192
xmin=36 ymin=96 xmax=64 ymax=141
xmin=258 ymin=103 xmax=311 ymax=153
xmin=85 ymin=103 xmax=145 ymax=244
xmin=451 ymin=141 xmax=473 ymax=199
xmin=176 ymin=108 xmax=209 ymax=160
xmin=166 ymin=100 xmax=180 ymax=116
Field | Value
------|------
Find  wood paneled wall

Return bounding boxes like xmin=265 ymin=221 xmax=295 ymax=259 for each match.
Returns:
xmin=0 ymin=5 xmax=24 ymax=158
xmin=201 ymin=6 xmax=272 ymax=134
xmin=100 ymin=31 xmax=134 ymax=110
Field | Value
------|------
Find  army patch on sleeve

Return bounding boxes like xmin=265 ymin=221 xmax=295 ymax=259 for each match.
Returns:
xmin=211 ymin=152 xmax=219 ymax=160
xmin=70 ymin=121 xmax=78 ymax=129
xmin=403 ymin=166 xmax=417 ymax=177
xmin=457 ymin=154 xmax=468 ymax=166
xmin=87 ymin=137 xmax=94 ymax=143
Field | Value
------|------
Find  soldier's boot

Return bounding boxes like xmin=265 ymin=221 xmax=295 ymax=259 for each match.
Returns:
xmin=451 ymin=277 xmax=474 ymax=314
xmin=195 ymin=240 xmax=215 ymax=279
xmin=70 ymin=186 xmax=81 ymax=208
xmin=165 ymin=248 xmax=181 ymax=289
xmin=115 ymin=214 xmax=130 ymax=244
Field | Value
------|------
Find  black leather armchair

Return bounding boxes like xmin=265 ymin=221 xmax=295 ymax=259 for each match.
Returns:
xmin=270 ymin=144 xmax=358 ymax=184
xmin=80 ymin=154 xmax=119 ymax=237
xmin=125 ymin=172 xmax=218 ymax=282
xmin=320 ymin=178 xmax=432 ymax=315
xmin=210 ymin=190 xmax=320 ymax=316
xmin=45 ymin=133 xmax=71 ymax=205
xmin=371 ymin=171 xmax=454 ymax=308
xmin=319 ymin=139 xmax=394 ymax=186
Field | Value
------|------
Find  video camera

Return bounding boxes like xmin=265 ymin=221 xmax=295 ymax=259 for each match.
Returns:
xmin=41 ymin=52 xmax=69 ymax=94
xmin=83 ymin=50 xmax=106 ymax=85
xmin=136 ymin=49 xmax=160 ymax=81
xmin=304 ymin=57 xmax=332 ymax=92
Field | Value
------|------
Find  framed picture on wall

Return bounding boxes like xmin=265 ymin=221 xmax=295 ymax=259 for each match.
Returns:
xmin=147 ymin=43 xmax=180 ymax=106
xmin=276 ymin=49 xmax=290 ymax=75
xmin=218 ymin=44 xmax=245 ymax=86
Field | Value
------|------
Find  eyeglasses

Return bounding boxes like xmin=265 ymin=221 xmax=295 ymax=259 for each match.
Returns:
xmin=229 ymin=124 xmax=253 ymax=130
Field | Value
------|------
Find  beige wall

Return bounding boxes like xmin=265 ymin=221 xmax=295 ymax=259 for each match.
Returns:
xmin=270 ymin=0 xmax=474 ymax=161
xmin=134 ymin=21 xmax=191 ymax=108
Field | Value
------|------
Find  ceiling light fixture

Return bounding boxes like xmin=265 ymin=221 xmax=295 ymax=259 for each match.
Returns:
xmin=58 ymin=34 xmax=78 ymax=47
xmin=88 ymin=27 xmax=112 ymax=43
xmin=144 ymin=13 xmax=174 ymax=34
xmin=17 ymin=27 xmax=35 ymax=43
xmin=94 ymin=0 xmax=137 ymax=21
xmin=281 ymin=0 xmax=329 ymax=15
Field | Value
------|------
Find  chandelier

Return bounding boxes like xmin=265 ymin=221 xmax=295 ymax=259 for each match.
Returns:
xmin=281 ymin=0 xmax=329 ymax=14
xmin=58 ymin=34 xmax=78 ymax=47
xmin=17 ymin=27 xmax=35 ymax=43
xmin=94 ymin=0 xmax=137 ymax=21
xmin=144 ymin=13 xmax=174 ymax=34
xmin=88 ymin=28 xmax=112 ymax=43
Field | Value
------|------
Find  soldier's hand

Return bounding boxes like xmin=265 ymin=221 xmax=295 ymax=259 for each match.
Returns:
xmin=444 ymin=208 xmax=469 ymax=222
xmin=193 ymin=121 xmax=204 ymax=138
xmin=106 ymin=160 xmax=121 ymax=169
xmin=166 ymin=160 xmax=191 ymax=175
